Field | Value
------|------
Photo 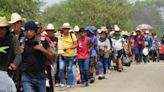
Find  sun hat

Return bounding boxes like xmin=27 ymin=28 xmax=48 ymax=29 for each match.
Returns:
xmin=85 ymin=26 xmax=95 ymax=34
xmin=9 ymin=13 xmax=22 ymax=24
xmin=69 ymin=29 xmax=74 ymax=32
xmin=24 ymin=21 xmax=38 ymax=32
xmin=110 ymin=31 xmax=115 ymax=36
xmin=73 ymin=25 xmax=80 ymax=32
xmin=0 ymin=16 xmax=9 ymax=27
xmin=62 ymin=22 xmax=72 ymax=29
xmin=145 ymin=30 xmax=149 ymax=34
xmin=114 ymin=25 xmax=120 ymax=31
xmin=46 ymin=23 xmax=55 ymax=30
xmin=98 ymin=26 xmax=108 ymax=34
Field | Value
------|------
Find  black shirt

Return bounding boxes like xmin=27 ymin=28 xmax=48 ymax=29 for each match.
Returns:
xmin=20 ymin=38 xmax=50 ymax=78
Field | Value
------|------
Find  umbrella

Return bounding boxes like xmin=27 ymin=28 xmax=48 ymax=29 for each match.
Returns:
xmin=135 ymin=24 xmax=153 ymax=30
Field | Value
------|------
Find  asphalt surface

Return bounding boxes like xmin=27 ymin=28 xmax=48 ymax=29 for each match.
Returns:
xmin=55 ymin=61 xmax=164 ymax=92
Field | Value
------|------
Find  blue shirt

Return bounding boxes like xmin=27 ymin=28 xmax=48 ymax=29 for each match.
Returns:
xmin=88 ymin=35 xmax=98 ymax=57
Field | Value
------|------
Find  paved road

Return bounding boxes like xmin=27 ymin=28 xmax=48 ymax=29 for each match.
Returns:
xmin=55 ymin=61 xmax=164 ymax=92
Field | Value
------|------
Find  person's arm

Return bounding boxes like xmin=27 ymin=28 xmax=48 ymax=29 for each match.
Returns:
xmin=33 ymin=44 xmax=53 ymax=59
xmin=8 ymin=36 xmax=22 ymax=70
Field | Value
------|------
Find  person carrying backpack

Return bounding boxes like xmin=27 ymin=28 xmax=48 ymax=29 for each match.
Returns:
xmin=111 ymin=25 xmax=124 ymax=72
xmin=0 ymin=16 xmax=21 ymax=92
xmin=59 ymin=23 xmax=77 ymax=88
xmin=77 ymin=28 xmax=93 ymax=86
xmin=85 ymin=26 xmax=98 ymax=83
xmin=97 ymin=26 xmax=112 ymax=79
xmin=20 ymin=21 xmax=53 ymax=92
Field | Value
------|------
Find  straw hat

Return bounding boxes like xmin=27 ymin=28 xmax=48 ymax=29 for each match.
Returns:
xmin=110 ymin=31 xmax=115 ymax=36
xmin=9 ymin=13 xmax=22 ymax=24
xmin=114 ymin=25 xmax=120 ymax=31
xmin=62 ymin=22 xmax=72 ymax=29
xmin=98 ymin=26 xmax=108 ymax=33
xmin=121 ymin=31 xmax=125 ymax=35
xmin=69 ymin=29 xmax=74 ymax=32
xmin=46 ymin=23 xmax=55 ymax=30
xmin=124 ymin=31 xmax=128 ymax=35
xmin=73 ymin=25 xmax=80 ymax=32
xmin=145 ymin=30 xmax=149 ymax=34
xmin=0 ymin=16 xmax=9 ymax=27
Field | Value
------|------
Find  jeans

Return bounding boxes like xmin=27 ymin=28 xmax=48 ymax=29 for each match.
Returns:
xmin=59 ymin=56 xmax=74 ymax=85
xmin=107 ymin=57 xmax=111 ymax=70
xmin=0 ymin=71 xmax=16 ymax=92
xmin=98 ymin=57 xmax=108 ymax=75
xmin=72 ymin=63 xmax=76 ymax=85
xmin=135 ymin=48 xmax=143 ymax=63
xmin=21 ymin=74 xmax=46 ymax=92
xmin=78 ymin=58 xmax=90 ymax=84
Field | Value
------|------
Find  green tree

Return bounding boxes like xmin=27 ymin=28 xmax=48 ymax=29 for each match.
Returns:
xmin=0 ymin=0 xmax=42 ymax=20
xmin=131 ymin=0 xmax=164 ymax=37
xmin=43 ymin=0 xmax=132 ymax=30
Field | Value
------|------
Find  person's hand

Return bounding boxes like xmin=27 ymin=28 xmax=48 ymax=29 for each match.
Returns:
xmin=33 ymin=45 xmax=44 ymax=51
xmin=8 ymin=63 xmax=16 ymax=70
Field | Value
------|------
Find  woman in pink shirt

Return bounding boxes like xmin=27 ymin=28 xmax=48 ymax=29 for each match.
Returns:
xmin=77 ymin=28 xmax=93 ymax=87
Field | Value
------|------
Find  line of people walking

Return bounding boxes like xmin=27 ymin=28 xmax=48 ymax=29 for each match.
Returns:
xmin=0 ymin=13 xmax=163 ymax=92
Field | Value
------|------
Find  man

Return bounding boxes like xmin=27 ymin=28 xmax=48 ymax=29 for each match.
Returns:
xmin=0 ymin=16 xmax=21 ymax=92
xmin=45 ymin=23 xmax=58 ymax=92
xmin=59 ymin=23 xmax=77 ymax=88
xmin=111 ymin=25 xmax=124 ymax=72
xmin=9 ymin=13 xmax=24 ymax=41
xmin=20 ymin=21 xmax=53 ymax=92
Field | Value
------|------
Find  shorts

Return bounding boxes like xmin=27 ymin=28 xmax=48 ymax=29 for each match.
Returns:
xmin=117 ymin=49 xmax=123 ymax=58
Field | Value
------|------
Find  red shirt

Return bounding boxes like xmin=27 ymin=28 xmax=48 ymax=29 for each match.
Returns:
xmin=77 ymin=37 xmax=91 ymax=59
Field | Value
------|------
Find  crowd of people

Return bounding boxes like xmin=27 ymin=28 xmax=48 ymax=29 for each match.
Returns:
xmin=0 ymin=12 xmax=164 ymax=92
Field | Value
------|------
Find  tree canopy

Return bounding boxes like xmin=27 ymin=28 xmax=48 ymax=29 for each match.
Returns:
xmin=43 ymin=0 xmax=132 ymax=30
xmin=0 ymin=0 xmax=42 ymax=20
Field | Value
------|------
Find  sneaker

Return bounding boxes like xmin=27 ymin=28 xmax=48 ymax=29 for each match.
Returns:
xmin=98 ymin=74 xmax=103 ymax=80
xmin=60 ymin=84 xmax=65 ymax=87
xmin=90 ymin=78 xmax=95 ymax=83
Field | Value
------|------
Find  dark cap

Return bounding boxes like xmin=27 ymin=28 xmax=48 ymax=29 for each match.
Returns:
xmin=25 ymin=21 xmax=38 ymax=32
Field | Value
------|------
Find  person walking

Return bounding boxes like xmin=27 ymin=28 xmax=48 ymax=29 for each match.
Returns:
xmin=0 ymin=16 xmax=21 ymax=92
xmin=59 ymin=23 xmax=77 ymax=88
xmin=20 ymin=21 xmax=53 ymax=92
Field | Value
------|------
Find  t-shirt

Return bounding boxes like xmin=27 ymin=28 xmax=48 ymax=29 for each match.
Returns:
xmin=88 ymin=35 xmax=98 ymax=57
xmin=62 ymin=33 xmax=77 ymax=56
xmin=97 ymin=38 xmax=111 ymax=51
xmin=77 ymin=37 xmax=91 ymax=59
xmin=134 ymin=34 xmax=145 ymax=48
xmin=111 ymin=35 xmax=123 ymax=51
xmin=20 ymin=38 xmax=50 ymax=78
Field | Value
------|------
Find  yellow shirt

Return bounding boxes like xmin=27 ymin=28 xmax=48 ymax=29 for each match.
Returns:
xmin=62 ymin=34 xmax=77 ymax=56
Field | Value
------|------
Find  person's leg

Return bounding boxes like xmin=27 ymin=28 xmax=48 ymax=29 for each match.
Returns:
xmin=78 ymin=59 xmax=85 ymax=84
xmin=107 ymin=57 xmax=111 ymax=71
xmin=98 ymin=57 xmax=103 ymax=75
xmin=35 ymin=78 xmax=46 ymax=92
xmin=66 ymin=57 xmax=74 ymax=86
xmin=138 ymin=48 xmax=143 ymax=63
xmin=135 ymin=48 xmax=139 ymax=63
xmin=103 ymin=57 xmax=108 ymax=75
xmin=0 ymin=71 xmax=17 ymax=92
xmin=117 ymin=50 xmax=123 ymax=71
xmin=21 ymin=74 xmax=33 ymax=92
xmin=83 ymin=58 xmax=90 ymax=85
xmin=72 ymin=63 xmax=76 ymax=85
xmin=59 ymin=56 xmax=66 ymax=86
